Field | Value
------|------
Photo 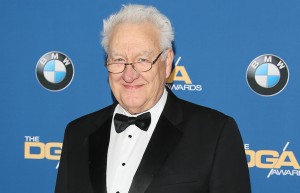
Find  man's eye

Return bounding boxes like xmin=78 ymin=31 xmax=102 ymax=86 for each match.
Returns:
xmin=137 ymin=58 xmax=149 ymax=63
xmin=113 ymin=58 xmax=125 ymax=63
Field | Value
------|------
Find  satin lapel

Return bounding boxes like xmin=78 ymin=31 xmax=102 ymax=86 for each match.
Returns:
xmin=129 ymin=90 xmax=183 ymax=193
xmin=129 ymin=115 xmax=182 ymax=193
xmin=89 ymin=116 xmax=112 ymax=193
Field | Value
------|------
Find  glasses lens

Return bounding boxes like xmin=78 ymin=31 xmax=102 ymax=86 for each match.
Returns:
xmin=134 ymin=62 xmax=152 ymax=72
xmin=107 ymin=63 xmax=124 ymax=73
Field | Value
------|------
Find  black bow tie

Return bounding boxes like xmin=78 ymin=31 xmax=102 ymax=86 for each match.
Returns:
xmin=114 ymin=112 xmax=151 ymax=133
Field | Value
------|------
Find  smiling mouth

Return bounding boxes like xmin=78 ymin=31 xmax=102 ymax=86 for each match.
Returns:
xmin=123 ymin=84 xmax=144 ymax=90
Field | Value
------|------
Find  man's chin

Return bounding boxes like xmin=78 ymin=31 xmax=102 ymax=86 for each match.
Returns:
xmin=121 ymin=101 xmax=145 ymax=114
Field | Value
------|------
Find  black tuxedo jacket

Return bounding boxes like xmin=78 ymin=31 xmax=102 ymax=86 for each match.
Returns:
xmin=55 ymin=91 xmax=251 ymax=193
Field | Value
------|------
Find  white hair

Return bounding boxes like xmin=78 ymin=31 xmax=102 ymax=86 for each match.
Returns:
xmin=101 ymin=4 xmax=174 ymax=53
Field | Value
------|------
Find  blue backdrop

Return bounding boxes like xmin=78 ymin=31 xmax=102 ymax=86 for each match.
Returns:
xmin=1 ymin=0 xmax=299 ymax=192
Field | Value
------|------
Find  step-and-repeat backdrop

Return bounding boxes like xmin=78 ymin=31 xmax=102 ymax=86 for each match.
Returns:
xmin=1 ymin=0 xmax=299 ymax=192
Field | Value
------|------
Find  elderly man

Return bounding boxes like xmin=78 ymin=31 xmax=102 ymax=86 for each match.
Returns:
xmin=55 ymin=4 xmax=251 ymax=193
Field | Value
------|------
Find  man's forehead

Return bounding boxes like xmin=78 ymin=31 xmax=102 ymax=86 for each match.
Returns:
xmin=106 ymin=22 xmax=160 ymax=57
xmin=113 ymin=21 xmax=157 ymax=30
xmin=108 ymin=22 xmax=160 ymax=42
xmin=109 ymin=50 xmax=154 ymax=56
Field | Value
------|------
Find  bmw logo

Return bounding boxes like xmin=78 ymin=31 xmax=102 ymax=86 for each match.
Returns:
xmin=36 ymin=51 xmax=74 ymax=91
xmin=246 ymin=54 xmax=289 ymax=96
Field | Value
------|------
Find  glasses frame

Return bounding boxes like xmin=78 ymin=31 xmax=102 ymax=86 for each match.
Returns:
xmin=106 ymin=50 xmax=165 ymax=74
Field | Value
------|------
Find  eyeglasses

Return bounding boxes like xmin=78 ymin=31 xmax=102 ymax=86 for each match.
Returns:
xmin=106 ymin=51 xmax=164 ymax=74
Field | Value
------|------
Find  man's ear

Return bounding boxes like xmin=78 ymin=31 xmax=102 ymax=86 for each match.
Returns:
xmin=165 ymin=48 xmax=174 ymax=78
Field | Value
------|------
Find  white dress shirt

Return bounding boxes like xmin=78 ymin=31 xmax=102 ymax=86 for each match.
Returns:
xmin=106 ymin=88 xmax=168 ymax=193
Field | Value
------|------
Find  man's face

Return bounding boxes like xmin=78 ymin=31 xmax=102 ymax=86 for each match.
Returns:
xmin=107 ymin=22 xmax=173 ymax=114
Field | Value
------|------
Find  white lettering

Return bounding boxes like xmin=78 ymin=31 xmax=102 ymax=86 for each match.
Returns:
xmin=277 ymin=61 xmax=286 ymax=69
xmin=52 ymin=53 xmax=59 ymax=60
xmin=165 ymin=83 xmax=202 ymax=91
xmin=251 ymin=61 xmax=259 ymax=68
xmin=268 ymin=169 xmax=300 ymax=177
xmin=24 ymin=136 xmax=39 ymax=142
xmin=63 ymin=57 xmax=71 ymax=66
xmin=39 ymin=57 xmax=47 ymax=65
xmin=264 ymin=56 xmax=272 ymax=63
xmin=244 ymin=144 xmax=250 ymax=150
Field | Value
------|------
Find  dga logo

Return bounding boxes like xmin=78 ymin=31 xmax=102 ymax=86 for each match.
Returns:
xmin=246 ymin=54 xmax=289 ymax=96
xmin=36 ymin=51 xmax=74 ymax=91
xmin=166 ymin=57 xmax=202 ymax=91
xmin=24 ymin=136 xmax=62 ymax=169
xmin=245 ymin=142 xmax=300 ymax=177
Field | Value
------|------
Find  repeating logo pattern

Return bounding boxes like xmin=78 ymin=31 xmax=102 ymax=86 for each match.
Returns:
xmin=246 ymin=54 xmax=289 ymax=96
xmin=246 ymin=142 xmax=300 ymax=177
xmin=36 ymin=51 xmax=74 ymax=91
xmin=166 ymin=57 xmax=202 ymax=91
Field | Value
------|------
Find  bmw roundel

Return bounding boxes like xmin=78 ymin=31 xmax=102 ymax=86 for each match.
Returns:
xmin=36 ymin=51 xmax=74 ymax=91
xmin=246 ymin=54 xmax=289 ymax=96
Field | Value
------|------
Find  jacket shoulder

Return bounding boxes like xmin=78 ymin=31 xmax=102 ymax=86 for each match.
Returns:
xmin=65 ymin=104 xmax=115 ymax=135
xmin=174 ymin=98 xmax=241 ymax=145
xmin=178 ymin=98 xmax=230 ymax=121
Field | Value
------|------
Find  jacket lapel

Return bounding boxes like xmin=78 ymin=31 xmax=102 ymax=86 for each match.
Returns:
xmin=88 ymin=105 xmax=116 ymax=193
xmin=129 ymin=91 xmax=183 ymax=193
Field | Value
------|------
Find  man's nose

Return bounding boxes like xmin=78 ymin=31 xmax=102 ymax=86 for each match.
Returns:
xmin=121 ymin=64 xmax=139 ymax=83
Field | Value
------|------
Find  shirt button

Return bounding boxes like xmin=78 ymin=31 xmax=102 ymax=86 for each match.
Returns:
xmin=116 ymin=191 xmax=120 ymax=193
xmin=128 ymin=135 xmax=132 ymax=138
xmin=122 ymin=163 xmax=126 ymax=166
